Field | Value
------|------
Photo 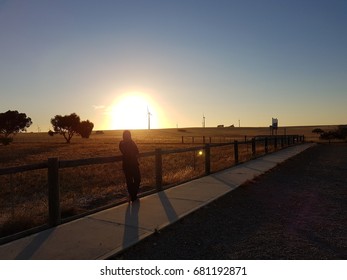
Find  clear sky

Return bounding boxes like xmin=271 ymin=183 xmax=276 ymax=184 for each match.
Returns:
xmin=1 ymin=0 xmax=346 ymax=131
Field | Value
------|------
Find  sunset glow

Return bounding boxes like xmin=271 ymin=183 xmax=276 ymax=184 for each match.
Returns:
xmin=1 ymin=1 xmax=346 ymax=131
xmin=108 ymin=93 xmax=158 ymax=130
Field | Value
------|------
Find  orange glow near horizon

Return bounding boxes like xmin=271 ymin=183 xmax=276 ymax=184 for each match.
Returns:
xmin=106 ymin=92 xmax=163 ymax=130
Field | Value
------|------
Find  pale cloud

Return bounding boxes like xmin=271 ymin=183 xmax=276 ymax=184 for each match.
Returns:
xmin=93 ymin=105 xmax=105 ymax=110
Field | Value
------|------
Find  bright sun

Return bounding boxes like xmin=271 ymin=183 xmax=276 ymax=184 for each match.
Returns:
xmin=109 ymin=93 xmax=158 ymax=130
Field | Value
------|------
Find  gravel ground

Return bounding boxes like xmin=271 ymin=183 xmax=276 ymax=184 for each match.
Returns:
xmin=113 ymin=143 xmax=347 ymax=260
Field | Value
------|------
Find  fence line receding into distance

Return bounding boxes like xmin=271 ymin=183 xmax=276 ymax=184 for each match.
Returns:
xmin=0 ymin=135 xmax=304 ymax=241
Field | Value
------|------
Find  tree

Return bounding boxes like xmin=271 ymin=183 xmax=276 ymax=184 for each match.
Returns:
xmin=320 ymin=131 xmax=337 ymax=142
xmin=51 ymin=113 xmax=81 ymax=143
xmin=0 ymin=110 xmax=32 ymax=145
xmin=312 ymin=128 xmax=324 ymax=135
xmin=78 ymin=120 xmax=94 ymax=138
xmin=319 ymin=125 xmax=347 ymax=143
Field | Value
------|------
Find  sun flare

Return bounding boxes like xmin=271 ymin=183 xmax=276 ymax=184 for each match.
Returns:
xmin=108 ymin=93 xmax=158 ymax=130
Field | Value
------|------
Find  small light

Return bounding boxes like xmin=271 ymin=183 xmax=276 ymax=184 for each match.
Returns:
xmin=198 ymin=150 xmax=203 ymax=156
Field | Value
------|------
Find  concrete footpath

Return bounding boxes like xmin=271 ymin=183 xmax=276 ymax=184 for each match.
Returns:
xmin=0 ymin=143 xmax=315 ymax=260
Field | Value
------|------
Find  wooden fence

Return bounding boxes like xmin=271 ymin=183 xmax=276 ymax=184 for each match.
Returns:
xmin=0 ymin=135 xmax=304 ymax=228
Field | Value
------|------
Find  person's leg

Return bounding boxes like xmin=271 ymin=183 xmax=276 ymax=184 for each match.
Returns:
xmin=124 ymin=168 xmax=134 ymax=201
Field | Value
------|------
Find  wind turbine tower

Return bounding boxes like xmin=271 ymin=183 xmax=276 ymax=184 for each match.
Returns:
xmin=202 ymin=114 xmax=206 ymax=128
xmin=147 ymin=106 xmax=152 ymax=130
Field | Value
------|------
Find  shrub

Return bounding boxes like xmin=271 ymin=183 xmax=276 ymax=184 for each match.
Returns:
xmin=78 ymin=120 xmax=94 ymax=139
xmin=48 ymin=130 xmax=55 ymax=137
xmin=319 ymin=125 xmax=347 ymax=141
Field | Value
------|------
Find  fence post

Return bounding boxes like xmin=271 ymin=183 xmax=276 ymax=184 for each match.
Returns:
xmin=274 ymin=136 xmax=278 ymax=150
xmin=265 ymin=137 xmax=268 ymax=154
xmin=155 ymin=149 xmax=162 ymax=190
xmin=48 ymin=157 xmax=61 ymax=227
xmin=204 ymin=144 xmax=211 ymax=175
xmin=181 ymin=136 xmax=184 ymax=144
xmin=252 ymin=138 xmax=256 ymax=157
xmin=234 ymin=140 xmax=239 ymax=164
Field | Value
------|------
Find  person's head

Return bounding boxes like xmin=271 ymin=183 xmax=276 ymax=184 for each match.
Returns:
xmin=123 ymin=130 xmax=132 ymax=141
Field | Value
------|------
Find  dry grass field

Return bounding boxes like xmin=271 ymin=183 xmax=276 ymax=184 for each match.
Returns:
xmin=0 ymin=125 xmax=336 ymax=239
xmin=0 ymin=125 xmax=334 ymax=166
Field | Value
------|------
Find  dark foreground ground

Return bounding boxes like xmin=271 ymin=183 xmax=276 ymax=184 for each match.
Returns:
xmin=113 ymin=143 xmax=347 ymax=260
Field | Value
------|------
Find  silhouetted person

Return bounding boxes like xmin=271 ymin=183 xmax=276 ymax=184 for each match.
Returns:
xmin=119 ymin=130 xmax=141 ymax=202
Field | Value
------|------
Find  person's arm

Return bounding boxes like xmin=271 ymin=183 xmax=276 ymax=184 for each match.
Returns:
xmin=119 ymin=141 xmax=124 ymax=154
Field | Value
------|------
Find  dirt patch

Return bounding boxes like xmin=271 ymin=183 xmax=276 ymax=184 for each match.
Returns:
xmin=113 ymin=143 xmax=347 ymax=259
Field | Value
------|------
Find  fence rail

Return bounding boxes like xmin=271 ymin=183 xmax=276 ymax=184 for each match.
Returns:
xmin=0 ymin=134 xmax=304 ymax=229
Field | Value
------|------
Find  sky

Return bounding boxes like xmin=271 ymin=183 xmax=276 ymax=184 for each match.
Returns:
xmin=0 ymin=0 xmax=346 ymax=131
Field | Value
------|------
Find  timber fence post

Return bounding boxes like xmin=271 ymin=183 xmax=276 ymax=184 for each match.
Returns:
xmin=48 ymin=157 xmax=61 ymax=227
xmin=234 ymin=140 xmax=239 ymax=164
xmin=155 ymin=149 xmax=163 ymax=190
xmin=265 ymin=137 xmax=268 ymax=154
xmin=205 ymin=144 xmax=211 ymax=175
xmin=252 ymin=138 xmax=256 ymax=157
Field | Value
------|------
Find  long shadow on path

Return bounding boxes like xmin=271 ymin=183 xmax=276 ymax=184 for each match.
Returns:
xmin=15 ymin=228 xmax=55 ymax=260
xmin=122 ymin=201 xmax=141 ymax=249
xmin=158 ymin=191 xmax=179 ymax=224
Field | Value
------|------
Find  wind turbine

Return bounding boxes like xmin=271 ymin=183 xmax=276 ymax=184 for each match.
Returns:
xmin=147 ymin=106 xmax=152 ymax=130
xmin=202 ymin=114 xmax=206 ymax=128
